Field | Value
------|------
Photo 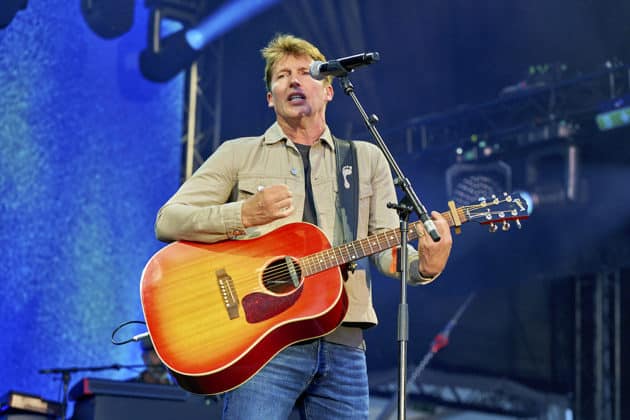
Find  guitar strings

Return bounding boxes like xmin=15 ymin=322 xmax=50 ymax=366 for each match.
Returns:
xmin=240 ymin=199 xmax=522 ymax=288
xmin=256 ymin=226 xmax=415 ymax=287
xmin=242 ymin=234 xmax=390 ymax=288
xmin=258 ymin=208 xmax=469 ymax=285
xmin=257 ymin=228 xmax=403 ymax=285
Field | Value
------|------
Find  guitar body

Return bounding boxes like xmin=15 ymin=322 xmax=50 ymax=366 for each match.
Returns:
xmin=140 ymin=192 xmax=529 ymax=395
xmin=140 ymin=222 xmax=348 ymax=395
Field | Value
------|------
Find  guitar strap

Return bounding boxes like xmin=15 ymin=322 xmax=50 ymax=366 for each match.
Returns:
xmin=332 ymin=136 xmax=359 ymax=245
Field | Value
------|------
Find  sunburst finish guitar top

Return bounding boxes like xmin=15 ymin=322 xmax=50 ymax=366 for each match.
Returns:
xmin=141 ymin=193 xmax=528 ymax=394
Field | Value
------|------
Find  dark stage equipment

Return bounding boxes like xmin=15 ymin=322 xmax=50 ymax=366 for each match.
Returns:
xmin=0 ymin=0 xmax=27 ymax=29
xmin=69 ymin=377 xmax=221 ymax=420
xmin=139 ymin=0 xmax=280 ymax=82
xmin=80 ymin=0 xmax=135 ymax=39
xmin=0 ymin=391 xmax=61 ymax=419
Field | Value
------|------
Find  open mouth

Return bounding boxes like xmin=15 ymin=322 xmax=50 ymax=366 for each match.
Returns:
xmin=288 ymin=93 xmax=306 ymax=102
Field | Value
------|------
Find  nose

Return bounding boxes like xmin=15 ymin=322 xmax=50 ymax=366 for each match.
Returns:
xmin=289 ymin=74 xmax=302 ymax=87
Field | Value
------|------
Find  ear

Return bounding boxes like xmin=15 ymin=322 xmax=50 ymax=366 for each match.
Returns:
xmin=266 ymin=91 xmax=274 ymax=108
xmin=325 ymin=84 xmax=334 ymax=102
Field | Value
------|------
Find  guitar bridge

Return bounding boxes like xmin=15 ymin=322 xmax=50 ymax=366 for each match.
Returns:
xmin=216 ymin=268 xmax=240 ymax=320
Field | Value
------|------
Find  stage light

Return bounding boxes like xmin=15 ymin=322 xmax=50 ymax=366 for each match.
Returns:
xmin=80 ymin=0 xmax=135 ymax=39
xmin=596 ymin=94 xmax=630 ymax=131
xmin=140 ymin=0 xmax=281 ymax=82
xmin=525 ymin=144 xmax=580 ymax=207
xmin=445 ymin=161 xmax=512 ymax=206
xmin=0 ymin=0 xmax=27 ymax=30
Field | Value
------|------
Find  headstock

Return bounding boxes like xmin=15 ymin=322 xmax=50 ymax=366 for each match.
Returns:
xmin=448 ymin=192 xmax=529 ymax=233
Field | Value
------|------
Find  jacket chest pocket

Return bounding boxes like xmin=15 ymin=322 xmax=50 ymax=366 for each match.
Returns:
xmin=234 ymin=176 xmax=287 ymax=201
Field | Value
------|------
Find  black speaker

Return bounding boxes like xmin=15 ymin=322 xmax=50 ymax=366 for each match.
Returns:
xmin=69 ymin=378 xmax=221 ymax=420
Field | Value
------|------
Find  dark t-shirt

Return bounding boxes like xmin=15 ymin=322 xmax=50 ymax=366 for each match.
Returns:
xmin=294 ymin=143 xmax=317 ymax=226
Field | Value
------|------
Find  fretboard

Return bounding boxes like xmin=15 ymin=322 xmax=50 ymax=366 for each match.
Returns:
xmin=300 ymin=208 xmax=465 ymax=276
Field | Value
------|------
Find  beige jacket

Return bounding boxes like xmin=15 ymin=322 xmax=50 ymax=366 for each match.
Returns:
xmin=155 ymin=122 xmax=426 ymax=327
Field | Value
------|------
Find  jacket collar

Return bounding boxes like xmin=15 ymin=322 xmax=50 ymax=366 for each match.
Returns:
xmin=263 ymin=121 xmax=335 ymax=150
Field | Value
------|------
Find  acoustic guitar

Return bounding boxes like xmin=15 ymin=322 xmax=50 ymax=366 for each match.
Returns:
xmin=140 ymin=193 xmax=528 ymax=394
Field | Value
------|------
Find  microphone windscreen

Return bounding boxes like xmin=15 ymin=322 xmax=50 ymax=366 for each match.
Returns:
xmin=309 ymin=61 xmax=326 ymax=80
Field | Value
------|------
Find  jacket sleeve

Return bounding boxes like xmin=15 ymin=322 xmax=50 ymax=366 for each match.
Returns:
xmin=363 ymin=142 xmax=439 ymax=285
xmin=154 ymin=140 xmax=247 ymax=243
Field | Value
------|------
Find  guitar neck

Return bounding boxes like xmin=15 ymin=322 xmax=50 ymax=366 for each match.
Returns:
xmin=300 ymin=208 xmax=466 ymax=276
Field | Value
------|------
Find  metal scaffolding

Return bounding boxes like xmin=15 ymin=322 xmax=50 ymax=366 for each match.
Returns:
xmin=378 ymin=63 xmax=630 ymax=160
xmin=181 ymin=39 xmax=223 ymax=182
xmin=143 ymin=0 xmax=224 ymax=182
xmin=574 ymin=270 xmax=622 ymax=420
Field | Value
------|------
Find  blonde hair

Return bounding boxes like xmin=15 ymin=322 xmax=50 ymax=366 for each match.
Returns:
xmin=261 ymin=34 xmax=331 ymax=91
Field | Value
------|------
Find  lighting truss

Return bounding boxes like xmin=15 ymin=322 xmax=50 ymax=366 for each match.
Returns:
xmin=391 ymin=63 xmax=630 ymax=158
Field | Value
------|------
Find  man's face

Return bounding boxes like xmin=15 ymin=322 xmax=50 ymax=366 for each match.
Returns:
xmin=266 ymin=54 xmax=333 ymax=123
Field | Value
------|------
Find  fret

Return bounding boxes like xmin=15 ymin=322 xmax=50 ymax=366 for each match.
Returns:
xmin=346 ymin=244 xmax=354 ymax=261
xmin=367 ymin=236 xmax=377 ymax=254
xmin=357 ymin=240 xmax=367 ymax=259
xmin=408 ymin=221 xmax=420 ymax=241
xmin=349 ymin=241 xmax=360 ymax=260
xmin=301 ymin=256 xmax=312 ymax=276
xmin=308 ymin=256 xmax=318 ymax=276
xmin=328 ymin=251 xmax=335 ymax=268
xmin=363 ymin=240 xmax=371 ymax=257
xmin=339 ymin=247 xmax=348 ymax=265
xmin=358 ymin=238 xmax=369 ymax=257
xmin=328 ymin=250 xmax=335 ymax=267
xmin=327 ymin=249 xmax=337 ymax=268
xmin=331 ymin=247 xmax=342 ymax=266
xmin=384 ymin=230 xmax=398 ymax=248
xmin=315 ymin=253 xmax=325 ymax=272
xmin=319 ymin=250 xmax=330 ymax=271
xmin=340 ymin=243 xmax=351 ymax=264
xmin=376 ymin=230 xmax=389 ymax=251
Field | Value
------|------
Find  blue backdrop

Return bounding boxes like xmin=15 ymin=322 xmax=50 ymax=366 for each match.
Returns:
xmin=2 ymin=0 xmax=629 ymax=415
xmin=0 ymin=0 xmax=182 ymax=405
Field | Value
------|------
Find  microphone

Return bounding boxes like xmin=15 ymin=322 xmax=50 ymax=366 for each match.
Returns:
xmin=310 ymin=52 xmax=380 ymax=80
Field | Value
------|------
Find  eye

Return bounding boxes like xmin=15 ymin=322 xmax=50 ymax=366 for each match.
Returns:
xmin=274 ymin=70 xmax=289 ymax=80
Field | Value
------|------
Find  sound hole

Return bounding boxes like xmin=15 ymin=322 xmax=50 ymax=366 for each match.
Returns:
xmin=262 ymin=257 xmax=302 ymax=294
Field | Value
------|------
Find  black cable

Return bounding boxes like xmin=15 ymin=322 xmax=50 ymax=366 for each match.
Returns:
xmin=111 ymin=320 xmax=147 ymax=346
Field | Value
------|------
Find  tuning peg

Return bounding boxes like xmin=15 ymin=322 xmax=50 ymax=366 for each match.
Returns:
xmin=488 ymin=222 xmax=498 ymax=233
xmin=502 ymin=220 xmax=511 ymax=231
xmin=516 ymin=219 xmax=522 ymax=229
xmin=504 ymin=192 xmax=512 ymax=202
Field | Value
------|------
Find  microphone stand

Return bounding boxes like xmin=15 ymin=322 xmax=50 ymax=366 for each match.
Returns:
xmin=376 ymin=293 xmax=475 ymax=420
xmin=337 ymin=74 xmax=440 ymax=420
xmin=39 ymin=363 xmax=146 ymax=419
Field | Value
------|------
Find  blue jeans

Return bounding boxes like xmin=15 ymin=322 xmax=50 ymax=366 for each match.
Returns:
xmin=222 ymin=339 xmax=369 ymax=419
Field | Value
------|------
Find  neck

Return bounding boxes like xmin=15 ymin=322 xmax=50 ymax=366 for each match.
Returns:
xmin=276 ymin=116 xmax=327 ymax=146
